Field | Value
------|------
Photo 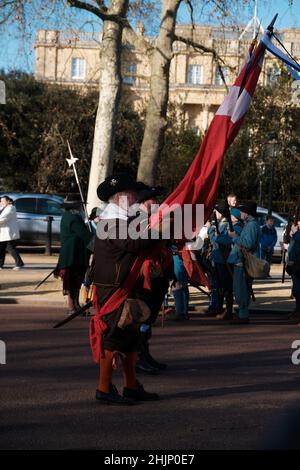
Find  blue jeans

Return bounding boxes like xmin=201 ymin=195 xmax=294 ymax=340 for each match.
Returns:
xmin=173 ymin=285 xmax=189 ymax=316
xmin=260 ymin=247 xmax=273 ymax=264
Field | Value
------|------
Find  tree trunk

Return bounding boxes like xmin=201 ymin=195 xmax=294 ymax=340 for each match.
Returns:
xmin=87 ymin=0 xmax=129 ymax=211
xmin=137 ymin=0 xmax=181 ymax=185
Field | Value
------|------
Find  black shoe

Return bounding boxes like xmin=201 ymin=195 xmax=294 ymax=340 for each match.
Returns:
xmin=96 ymin=384 xmax=135 ymax=405
xmin=216 ymin=311 xmax=233 ymax=321
xmin=136 ymin=356 xmax=160 ymax=375
xmin=203 ymin=308 xmax=224 ymax=317
xmin=123 ymin=382 xmax=159 ymax=401
xmin=144 ymin=351 xmax=168 ymax=370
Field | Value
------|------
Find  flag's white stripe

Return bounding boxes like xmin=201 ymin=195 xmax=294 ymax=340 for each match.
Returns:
xmin=231 ymin=89 xmax=252 ymax=123
xmin=215 ymin=86 xmax=240 ymax=117
xmin=215 ymin=85 xmax=252 ymax=123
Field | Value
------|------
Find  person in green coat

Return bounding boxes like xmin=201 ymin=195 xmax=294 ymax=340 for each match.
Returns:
xmin=55 ymin=194 xmax=92 ymax=314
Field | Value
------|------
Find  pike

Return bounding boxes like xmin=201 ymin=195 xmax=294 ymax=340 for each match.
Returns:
xmin=213 ymin=211 xmax=220 ymax=235
xmin=224 ymin=198 xmax=234 ymax=233
xmin=35 ymin=267 xmax=56 ymax=290
xmin=282 ymin=248 xmax=287 ymax=283
xmin=193 ymin=284 xmax=210 ymax=297
xmin=66 ymin=140 xmax=92 ymax=232
xmin=53 ymin=300 xmax=93 ymax=329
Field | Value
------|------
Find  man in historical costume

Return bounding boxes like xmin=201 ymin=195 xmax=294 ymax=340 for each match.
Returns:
xmin=55 ymin=194 xmax=93 ymax=314
xmin=207 ymin=202 xmax=234 ymax=321
xmin=93 ymin=174 xmax=161 ymax=405
xmin=131 ymin=182 xmax=173 ymax=374
xmin=227 ymin=202 xmax=261 ymax=324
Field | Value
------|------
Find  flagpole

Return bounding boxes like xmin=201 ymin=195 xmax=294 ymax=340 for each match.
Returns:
xmin=66 ymin=140 xmax=92 ymax=232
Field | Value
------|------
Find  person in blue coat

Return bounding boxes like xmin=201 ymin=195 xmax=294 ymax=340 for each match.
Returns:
xmin=169 ymin=244 xmax=190 ymax=321
xmin=214 ymin=207 xmax=244 ymax=320
xmin=227 ymin=201 xmax=261 ymax=324
xmin=260 ymin=216 xmax=277 ymax=264
xmin=288 ymin=230 xmax=300 ymax=321
xmin=208 ymin=202 xmax=239 ymax=320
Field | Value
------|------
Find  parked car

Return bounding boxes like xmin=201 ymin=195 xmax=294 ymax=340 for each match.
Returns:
xmin=0 ymin=192 xmax=64 ymax=246
xmin=256 ymin=206 xmax=288 ymax=258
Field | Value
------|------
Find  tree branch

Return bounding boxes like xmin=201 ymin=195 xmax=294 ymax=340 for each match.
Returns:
xmin=173 ymin=34 xmax=226 ymax=65
xmin=122 ymin=23 xmax=153 ymax=55
xmin=67 ymin=0 xmax=126 ymax=24
xmin=174 ymin=33 xmax=233 ymax=89
xmin=95 ymin=0 xmax=107 ymax=11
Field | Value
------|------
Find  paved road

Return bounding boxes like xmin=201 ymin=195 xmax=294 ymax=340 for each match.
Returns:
xmin=1 ymin=305 xmax=300 ymax=450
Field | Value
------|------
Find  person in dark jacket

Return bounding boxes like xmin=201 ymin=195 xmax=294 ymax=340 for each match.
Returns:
xmin=93 ymin=174 xmax=161 ymax=405
xmin=132 ymin=182 xmax=172 ymax=374
xmin=260 ymin=216 xmax=277 ymax=264
xmin=54 ymin=194 xmax=92 ymax=314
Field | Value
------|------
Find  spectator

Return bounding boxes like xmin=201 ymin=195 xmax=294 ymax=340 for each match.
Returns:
xmin=260 ymin=216 xmax=277 ymax=264
xmin=0 ymin=196 xmax=24 ymax=270
xmin=227 ymin=193 xmax=238 ymax=209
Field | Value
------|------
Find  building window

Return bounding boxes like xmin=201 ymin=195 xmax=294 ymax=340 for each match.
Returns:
xmin=71 ymin=58 xmax=86 ymax=80
xmin=267 ymin=67 xmax=280 ymax=85
xmin=124 ymin=63 xmax=137 ymax=85
xmin=187 ymin=64 xmax=203 ymax=85
xmin=215 ymin=67 xmax=229 ymax=86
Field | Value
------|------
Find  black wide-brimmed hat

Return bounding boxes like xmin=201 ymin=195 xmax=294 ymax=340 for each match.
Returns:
xmin=136 ymin=181 xmax=166 ymax=203
xmin=238 ymin=201 xmax=257 ymax=217
xmin=97 ymin=173 xmax=138 ymax=202
xmin=61 ymin=193 xmax=83 ymax=209
xmin=215 ymin=201 xmax=230 ymax=218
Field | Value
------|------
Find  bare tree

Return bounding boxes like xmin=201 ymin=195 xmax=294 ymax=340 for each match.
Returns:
xmin=137 ymin=0 xmax=229 ymax=184
xmin=67 ymin=0 xmax=130 ymax=210
xmin=1 ymin=1 xmax=292 ymax=198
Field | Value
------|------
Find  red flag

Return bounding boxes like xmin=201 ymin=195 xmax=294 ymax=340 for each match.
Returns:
xmin=163 ymin=39 xmax=266 ymax=222
xmin=90 ymin=39 xmax=266 ymax=362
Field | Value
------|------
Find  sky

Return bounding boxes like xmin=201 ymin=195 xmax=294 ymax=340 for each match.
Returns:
xmin=0 ymin=0 xmax=300 ymax=73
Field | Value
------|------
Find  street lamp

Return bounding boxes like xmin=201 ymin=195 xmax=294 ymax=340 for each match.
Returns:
xmin=257 ymin=161 xmax=265 ymax=207
xmin=267 ymin=131 xmax=278 ymax=217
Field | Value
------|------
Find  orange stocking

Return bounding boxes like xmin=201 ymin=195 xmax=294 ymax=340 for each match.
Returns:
xmin=121 ymin=352 xmax=138 ymax=390
xmin=98 ymin=350 xmax=114 ymax=393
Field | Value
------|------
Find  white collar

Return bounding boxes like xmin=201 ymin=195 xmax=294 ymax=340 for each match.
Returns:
xmin=100 ymin=202 xmax=129 ymax=221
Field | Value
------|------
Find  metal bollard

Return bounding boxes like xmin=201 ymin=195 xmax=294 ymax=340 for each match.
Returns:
xmin=45 ymin=216 xmax=53 ymax=255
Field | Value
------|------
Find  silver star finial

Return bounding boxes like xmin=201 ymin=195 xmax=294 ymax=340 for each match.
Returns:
xmin=66 ymin=156 xmax=79 ymax=167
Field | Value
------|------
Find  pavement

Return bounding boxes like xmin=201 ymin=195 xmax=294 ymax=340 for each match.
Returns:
xmin=0 ymin=253 xmax=64 ymax=306
xmin=1 ymin=254 xmax=300 ymax=450
xmin=1 ymin=304 xmax=300 ymax=450
xmin=0 ymin=254 xmax=295 ymax=312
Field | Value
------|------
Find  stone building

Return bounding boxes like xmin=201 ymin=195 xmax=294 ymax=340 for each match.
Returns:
xmin=34 ymin=24 xmax=300 ymax=133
